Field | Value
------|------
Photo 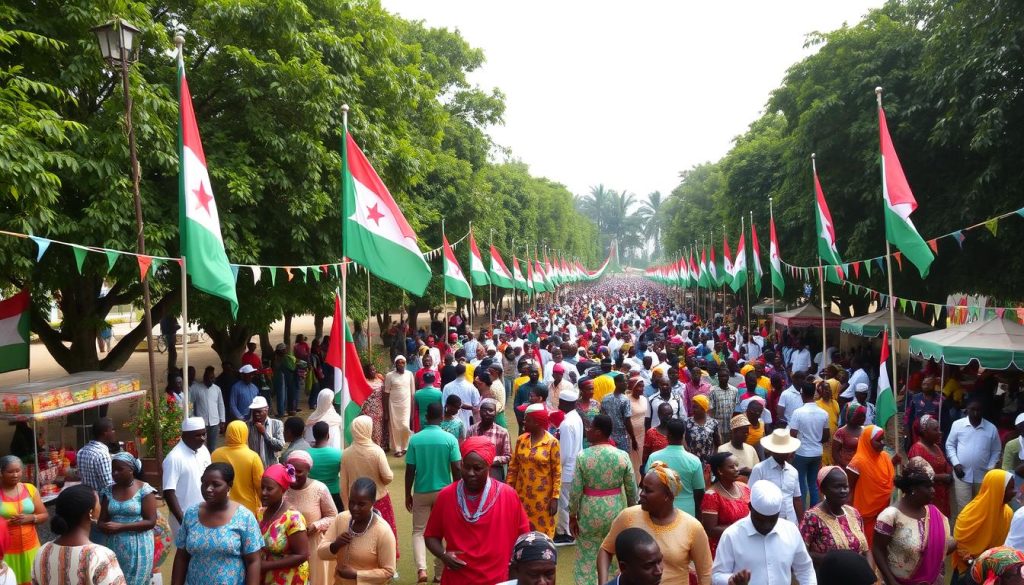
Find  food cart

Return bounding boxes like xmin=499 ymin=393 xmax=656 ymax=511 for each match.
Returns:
xmin=0 ymin=371 xmax=143 ymax=501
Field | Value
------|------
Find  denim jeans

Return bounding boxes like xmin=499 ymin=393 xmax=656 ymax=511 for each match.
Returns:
xmin=793 ymin=454 xmax=822 ymax=508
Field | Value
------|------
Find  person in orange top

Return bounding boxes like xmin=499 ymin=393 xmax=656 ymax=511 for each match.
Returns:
xmin=846 ymin=425 xmax=895 ymax=548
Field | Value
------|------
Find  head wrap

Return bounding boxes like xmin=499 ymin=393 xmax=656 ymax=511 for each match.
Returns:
xmin=628 ymin=376 xmax=645 ymax=393
xmin=182 ymin=417 xmax=206 ymax=432
xmin=307 ymin=388 xmax=342 ymax=427
xmin=750 ymin=480 xmax=784 ymax=515
xmin=549 ymin=411 xmax=566 ymax=428
xmin=351 ymin=415 xmax=375 ymax=446
xmin=1016 ymin=413 xmax=1024 ymax=427
xmin=971 ymin=547 xmax=1024 ymax=585
xmin=647 ymin=461 xmax=682 ymax=497
xmin=461 ymin=436 xmax=496 ymax=466
xmin=559 ymin=387 xmax=579 ymax=402
xmin=730 ymin=414 xmax=751 ymax=430
xmin=692 ymin=394 xmax=710 ymax=412
xmin=819 ymin=550 xmax=878 ymax=585
xmin=286 ymin=450 xmax=314 ymax=469
xmin=855 ymin=382 xmax=869 ymax=394
xmin=511 ymin=531 xmax=557 ymax=565
xmin=263 ymin=463 xmax=296 ymax=489
xmin=920 ymin=414 xmax=938 ymax=430
xmin=111 ymin=451 xmax=141 ymax=474
xmin=480 ymin=398 xmax=499 ymax=409
xmin=954 ymin=469 xmax=1014 ymax=572
xmin=848 ymin=424 xmax=895 ymax=520
xmin=524 ymin=403 xmax=550 ymax=427
xmin=394 ymin=355 xmax=406 ymax=364
xmin=552 ymin=363 xmax=565 ymax=374
xmin=816 ymin=465 xmax=844 ymax=489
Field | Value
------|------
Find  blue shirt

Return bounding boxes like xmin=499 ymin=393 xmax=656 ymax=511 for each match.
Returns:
xmin=175 ymin=503 xmax=263 ymax=585
xmin=229 ymin=381 xmax=258 ymax=421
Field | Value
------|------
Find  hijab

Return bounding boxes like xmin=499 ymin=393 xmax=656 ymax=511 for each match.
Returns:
xmin=339 ymin=415 xmax=392 ymax=506
xmin=848 ymin=426 xmax=893 ymax=515
xmin=307 ymin=388 xmax=342 ymax=427
xmin=211 ymin=421 xmax=264 ymax=513
xmin=954 ymin=469 xmax=1014 ymax=571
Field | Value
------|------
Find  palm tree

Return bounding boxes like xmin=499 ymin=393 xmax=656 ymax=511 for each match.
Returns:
xmin=637 ymin=191 xmax=663 ymax=260
xmin=577 ymin=184 xmax=613 ymax=232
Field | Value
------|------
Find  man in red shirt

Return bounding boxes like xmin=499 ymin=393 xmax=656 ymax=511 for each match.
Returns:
xmin=241 ymin=342 xmax=262 ymax=371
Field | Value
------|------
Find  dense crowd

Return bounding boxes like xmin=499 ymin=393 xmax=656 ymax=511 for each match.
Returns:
xmin=3 ymin=276 xmax=1024 ymax=585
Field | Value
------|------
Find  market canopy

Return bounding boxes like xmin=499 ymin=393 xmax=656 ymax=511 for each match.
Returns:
xmin=772 ymin=303 xmax=843 ymax=328
xmin=752 ymin=300 xmax=788 ymax=315
xmin=840 ymin=309 xmax=934 ymax=339
xmin=908 ymin=317 xmax=1024 ymax=370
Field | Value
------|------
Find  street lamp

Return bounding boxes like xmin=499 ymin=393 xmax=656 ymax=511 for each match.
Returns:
xmin=92 ymin=18 xmax=163 ymax=463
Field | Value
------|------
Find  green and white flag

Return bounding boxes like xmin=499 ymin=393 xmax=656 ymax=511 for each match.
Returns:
xmin=342 ymin=129 xmax=431 ymax=296
xmin=0 ymin=289 xmax=30 ymax=373
xmin=879 ymin=106 xmax=934 ymax=278
xmin=179 ymin=55 xmax=238 ymax=316
xmin=467 ymin=229 xmax=489 ymax=286
xmin=489 ymin=245 xmax=514 ymax=289
xmin=876 ymin=328 xmax=897 ymax=429
xmin=814 ymin=165 xmax=845 ymax=284
xmin=442 ymin=234 xmax=472 ymax=299
xmin=731 ymin=231 xmax=747 ymax=293
xmin=512 ymin=257 xmax=529 ymax=291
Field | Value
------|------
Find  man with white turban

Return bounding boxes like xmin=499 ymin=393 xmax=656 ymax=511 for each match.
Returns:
xmin=711 ymin=480 xmax=816 ymax=585
xmin=384 ymin=355 xmax=415 ymax=456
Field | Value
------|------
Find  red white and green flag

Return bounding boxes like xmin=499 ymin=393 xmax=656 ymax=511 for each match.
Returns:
xmin=325 ymin=294 xmax=374 ymax=447
xmin=708 ymin=245 xmax=720 ymax=287
xmin=512 ymin=257 xmax=529 ymax=292
xmin=769 ymin=211 xmax=785 ymax=295
xmin=876 ymin=328 xmax=897 ymax=428
xmin=544 ymin=253 xmax=556 ymax=289
xmin=489 ymin=245 xmax=514 ymax=289
xmin=442 ymin=234 xmax=472 ymax=300
xmin=722 ymin=233 xmax=734 ymax=282
xmin=697 ymin=248 xmax=708 ymax=288
xmin=879 ymin=106 xmax=934 ymax=278
xmin=814 ymin=163 xmax=845 ymax=284
xmin=178 ymin=56 xmax=238 ymax=316
xmin=467 ymin=229 xmax=489 ymax=286
xmin=0 ymin=289 xmax=30 ymax=374
xmin=750 ymin=220 xmax=764 ymax=296
xmin=731 ymin=229 xmax=747 ymax=293
xmin=532 ymin=259 xmax=547 ymax=293
xmin=342 ymin=131 xmax=431 ymax=296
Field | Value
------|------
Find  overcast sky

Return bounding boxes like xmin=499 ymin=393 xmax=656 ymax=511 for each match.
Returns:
xmin=381 ymin=1 xmax=882 ymax=206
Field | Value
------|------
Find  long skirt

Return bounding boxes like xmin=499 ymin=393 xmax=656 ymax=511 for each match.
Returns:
xmin=373 ymin=493 xmax=400 ymax=559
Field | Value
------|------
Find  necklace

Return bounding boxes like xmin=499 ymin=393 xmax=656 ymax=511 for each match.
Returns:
xmin=260 ymin=501 xmax=284 ymax=531
xmin=348 ymin=511 xmax=376 ymax=538
xmin=718 ymin=482 xmax=740 ymax=499
xmin=456 ymin=478 xmax=496 ymax=523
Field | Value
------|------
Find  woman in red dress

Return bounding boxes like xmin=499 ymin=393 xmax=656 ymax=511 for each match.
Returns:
xmin=700 ymin=452 xmax=751 ymax=557
xmin=906 ymin=414 xmax=953 ymax=518
xmin=642 ymin=402 xmax=673 ymax=471
xmin=831 ymin=405 xmax=866 ymax=469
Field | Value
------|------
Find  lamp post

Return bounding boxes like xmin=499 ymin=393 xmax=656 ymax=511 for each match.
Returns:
xmin=92 ymin=18 xmax=163 ymax=463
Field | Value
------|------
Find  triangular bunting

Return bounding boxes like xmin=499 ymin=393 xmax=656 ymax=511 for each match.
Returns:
xmin=269 ymin=267 xmax=277 ymax=286
xmin=105 ymin=250 xmax=119 ymax=273
xmin=137 ymin=255 xmax=152 ymax=281
xmin=910 ymin=300 xmax=918 ymax=313
xmin=893 ymin=252 xmax=903 ymax=271
xmin=852 ymin=262 xmax=861 ymax=279
xmin=30 ymin=237 xmax=50 ymax=262
xmin=927 ymin=239 xmax=938 ymax=253
xmin=933 ymin=304 xmax=942 ymax=322
xmin=953 ymin=231 xmax=966 ymax=248
xmin=252 ymin=266 xmax=262 ymax=285
xmin=72 ymin=247 xmax=88 ymax=274
xmin=985 ymin=218 xmax=999 ymax=237
xmin=997 ymin=307 xmax=1007 ymax=319
xmin=151 ymin=258 xmax=164 ymax=276
xmin=1016 ymin=208 xmax=1024 ymax=220
xmin=312 ymin=267 xmax=320 ymax=282
xmin=875 ymin=257 xmax=885 ymax=273
xmin=285 ymin=267 xmax=294 ymax=282
xmin=865 ymin=260 xmax=872 ymax=277
xmin=230 ymin=264 xmax=239 ymax=283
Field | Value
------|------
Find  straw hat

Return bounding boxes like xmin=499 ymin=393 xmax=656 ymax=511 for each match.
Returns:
xmin=759 ymin=428 xmax=801 ymax=454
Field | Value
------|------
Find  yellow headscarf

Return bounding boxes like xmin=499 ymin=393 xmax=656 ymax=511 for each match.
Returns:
xmin=593 ymin=374 xmax=615 ymax=402
xmin=647 ymin=461 xmax=682 ymax=497
xmin=692 ymin=394 xmax=710 ymax=413
xmin=954 ymin=469 xmax=1014 ymax=571
xmin=210 ymin=421 xmax=264 ymax=513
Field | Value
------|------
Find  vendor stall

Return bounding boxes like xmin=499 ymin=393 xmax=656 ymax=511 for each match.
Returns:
xmin=772 ymin=303 xmax=844 ymax=328
xmin=908 ymin=317 xmax=1024 ymax=369
xmin=841 ymin=309 xmax=934 ymax=339
xmin=0 ymin=371 xmax=143 ymax=500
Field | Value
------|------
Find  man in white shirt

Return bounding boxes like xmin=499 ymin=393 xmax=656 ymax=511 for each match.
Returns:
xmin=442 ymin=363 xmax=481 ymax=429
xmin=555 ymin=387 xmax=583 ymax=545
xmin=788 ymin=341 xmax=812 ymax=377
xmin=946 ymin=400 xmax=1002 ymax=519
xmin=712 ymin=480 xmax=816 ymax=585
xmin=776 ymin=371 xmax=806 ymax=426
xmin=648 ymin=377 xmax=686 ymax=428
xmin=749 ymin=429 xmax=803 ymax=523
xmin=844 ymin=357 xmax=869 ymax=401
xmin=162 ymin=417 xmax=211 ymax=535
xmin=788 ymin=382 xmax=830 ymax=508
xmin=188 ymin=365 xmax=226 ymax=449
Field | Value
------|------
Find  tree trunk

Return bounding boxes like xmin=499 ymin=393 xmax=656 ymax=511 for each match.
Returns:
xmin=259 ymin=332 xmax=273 ymax=360
xmin=313 ymin=313 xmax=325 ymax=340
xmin=282 ymin=313 xmax=293 ymax=347
xmin=206 ymin=323 xmax=251 ymax=367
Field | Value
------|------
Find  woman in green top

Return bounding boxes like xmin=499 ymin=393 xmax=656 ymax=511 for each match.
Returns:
xmin=440 ymin=394 xmax=466 ymax=443
xmin=413 ymin=372 xmax=443 ymax=431
xmin=306 ymin=421 xmax=343 ymax=511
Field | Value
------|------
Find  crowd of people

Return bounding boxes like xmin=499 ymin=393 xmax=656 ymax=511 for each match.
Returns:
xmin=5 ymin=276 xmax=1024 ymax=585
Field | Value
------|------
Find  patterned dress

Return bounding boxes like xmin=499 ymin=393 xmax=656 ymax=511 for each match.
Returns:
xmin=907 ymin=442 xmax=952 ymax=518
xmin=832 ymin=426 xmax=861 ymax=469
xmin=506 ymin=431 xmax=562 ymax=537
xmin=600 ymin=393 xmax=632 ymax=451
xmin=799 ymin=503 xmax=868 ymax=557
xmin=99 ymin=483 xmax=156 ymax=585
xmin=875 ymin=505 xmax=951 ymax=585
xmin=175 ymin=504 xmax=264 ymax=585
xmin=684 ymin=417 xmax=720 ymax=464
xmin=577 ymin=399 xmax=601 ymax=448
xmin=439 ymin=417 xmax=466 ymax=442
xmin=0 ymin=483 xmax=40 ymax=585
xmin=257 ymin=507 xmax=309 ymax=585
xmin=701 ymin=482 xmax=751 ymax=557
xmin=31 ymin=542 xmax=126 ymax=585
xmin=569 ymin=444 xmax=638 ymax=585
xmin=361 ymin=378 xmax=387 ymax=448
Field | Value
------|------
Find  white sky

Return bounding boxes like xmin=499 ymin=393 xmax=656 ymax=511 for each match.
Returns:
xmin=382 ymin=1 xmax=882 ymax=206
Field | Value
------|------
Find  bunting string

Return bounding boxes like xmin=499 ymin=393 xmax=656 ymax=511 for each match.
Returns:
xmin=838 ymin=279 xmax=1024 ymax=324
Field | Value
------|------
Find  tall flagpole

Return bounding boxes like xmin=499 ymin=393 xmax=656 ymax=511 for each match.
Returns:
xmin=812 ymin=154 xmax=829 ymax=371
xmin=878 ymin=86 xmax=900 ymax=447
xmin=489 ymin=228 xmax=495 ymax=325
xmin=742 ymin=217 xmax=750 ymax=334
xmin=366 ymin=270 xmax=371 ymax=356
xmin=442 ymin=219 xmax=448 ymax=332
xmin=341 ymin=103 xmax=349 ymax=387
xmin=769 ymin=197 xmax=776 ymax=339
xmin=176 ymin=37 xmax=190 ymax=416
xmin=511 ymin=236 xmax=517 ymax=319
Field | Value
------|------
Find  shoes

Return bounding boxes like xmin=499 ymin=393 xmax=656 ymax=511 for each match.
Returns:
xmin=553 ymin=533 xmax=575 ymax=546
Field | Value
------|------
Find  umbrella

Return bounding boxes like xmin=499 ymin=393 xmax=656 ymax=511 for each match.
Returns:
xmin=907 ymin=317 xmax=1024 ymax=369
xmin=772 ymin=304 xmax=844 ymax=328
xmin=841 ymin=309 xmax=934 ymax=339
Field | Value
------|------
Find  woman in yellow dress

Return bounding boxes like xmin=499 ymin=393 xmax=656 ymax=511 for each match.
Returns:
xmin=816 ymin=378 xmax=841 ymax=466
xmin=507 ymin=403 xmax=562 ymax=537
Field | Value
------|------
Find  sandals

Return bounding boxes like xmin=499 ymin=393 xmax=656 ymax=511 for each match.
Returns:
xmin=416 ymin=570 xmax=428 ymax=584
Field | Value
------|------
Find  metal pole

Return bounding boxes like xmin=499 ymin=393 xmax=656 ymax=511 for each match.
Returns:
xmin=123 ymin=37 xmax=162 ymax=463
xmin=877 ymin=87 xmax=900 ymax=442
xmin=742 ymin=219 xmax=751 ymax=337
xmin=769 ymin=197 xmax=776 ymax=339
xmin=341 ymin=104 xmax=349 ymax=393
xmin=812 ymin=155 xmax=829 ymax=373
xmin=442 ymin=220 xmax=448 ymax=334
xmin=366 ymin=270 xmax=371 ymax=356
xmin=489 ymin=228 xmax=494 ymax=326
xmin=181 ymin=255 xmax=189 ymax=414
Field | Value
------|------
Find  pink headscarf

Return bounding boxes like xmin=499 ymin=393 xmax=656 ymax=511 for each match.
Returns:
xmin=263 ymin=463 xmax=296 ymax=489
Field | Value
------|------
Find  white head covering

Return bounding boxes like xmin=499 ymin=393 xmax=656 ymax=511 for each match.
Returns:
xmin=248 ymin=396 xmax=269 ymax=410
xmin=559 ymin=387 xmax=580 ymax=402
xmin=394 ymin=355 xmax=407 ymax=363
xmin=182 ymin=417 xmax=206 ymax=432
xmin=750 ymin=480 xmax=784 ymax=516
xmin=307 ymin=388 xmax=342 ymax=427
xmin=238 ymin=364 xmax=257 ymax=374
xmin=855 ymin=382 xmax=869 ymax=394
xmin=1015 ymin=413 xmax=1024 ymax=426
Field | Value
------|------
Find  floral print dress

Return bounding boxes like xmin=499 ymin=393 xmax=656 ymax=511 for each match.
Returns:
xmin=506 ymin=431 xmax=562 ymax=537
xmin=257 ymin=507 xmax=309 ymax=585
xmin=99 ymin=483 xmax=156 ymax=585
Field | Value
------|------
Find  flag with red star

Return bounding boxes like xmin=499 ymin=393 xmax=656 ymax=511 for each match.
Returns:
xmin=342 ymin=128 xmax=431 ymax=296
xmin=179 ymin=52 xmax=238 ymax=316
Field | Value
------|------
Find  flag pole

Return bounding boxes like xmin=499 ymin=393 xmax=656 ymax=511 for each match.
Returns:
xmin=442 ymin=219 xmax=448 ymax=334
xmin=366 ymin=269 xmax=371 ymax=357
xmin=181 ymin=255 xmax=189 ymax=414
xmin=511 ymin=236 xmax=517 ymax=319
xmin=341 ymin=103 xmax=349 ymax=391
xmin=769 ymin=197 xmax=776 ymax=339
xmin=489 ymin=228 xmax=494 ymax=325
xmin=878 ymin=86 xmax=900 ymax=451
xmin=742 ymin=218 xmax=750 ymax=334
xmin=811 ymin=154 xmax=829 ymax=372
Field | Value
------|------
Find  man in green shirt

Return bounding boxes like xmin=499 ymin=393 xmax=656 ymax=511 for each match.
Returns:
xmin=406 ymin=402 xmax=462 ymax=583
xmin=647 ymin=417 xmax=706 ymax=517
xmin=414 ymin=371 xmax=444 ymax=430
